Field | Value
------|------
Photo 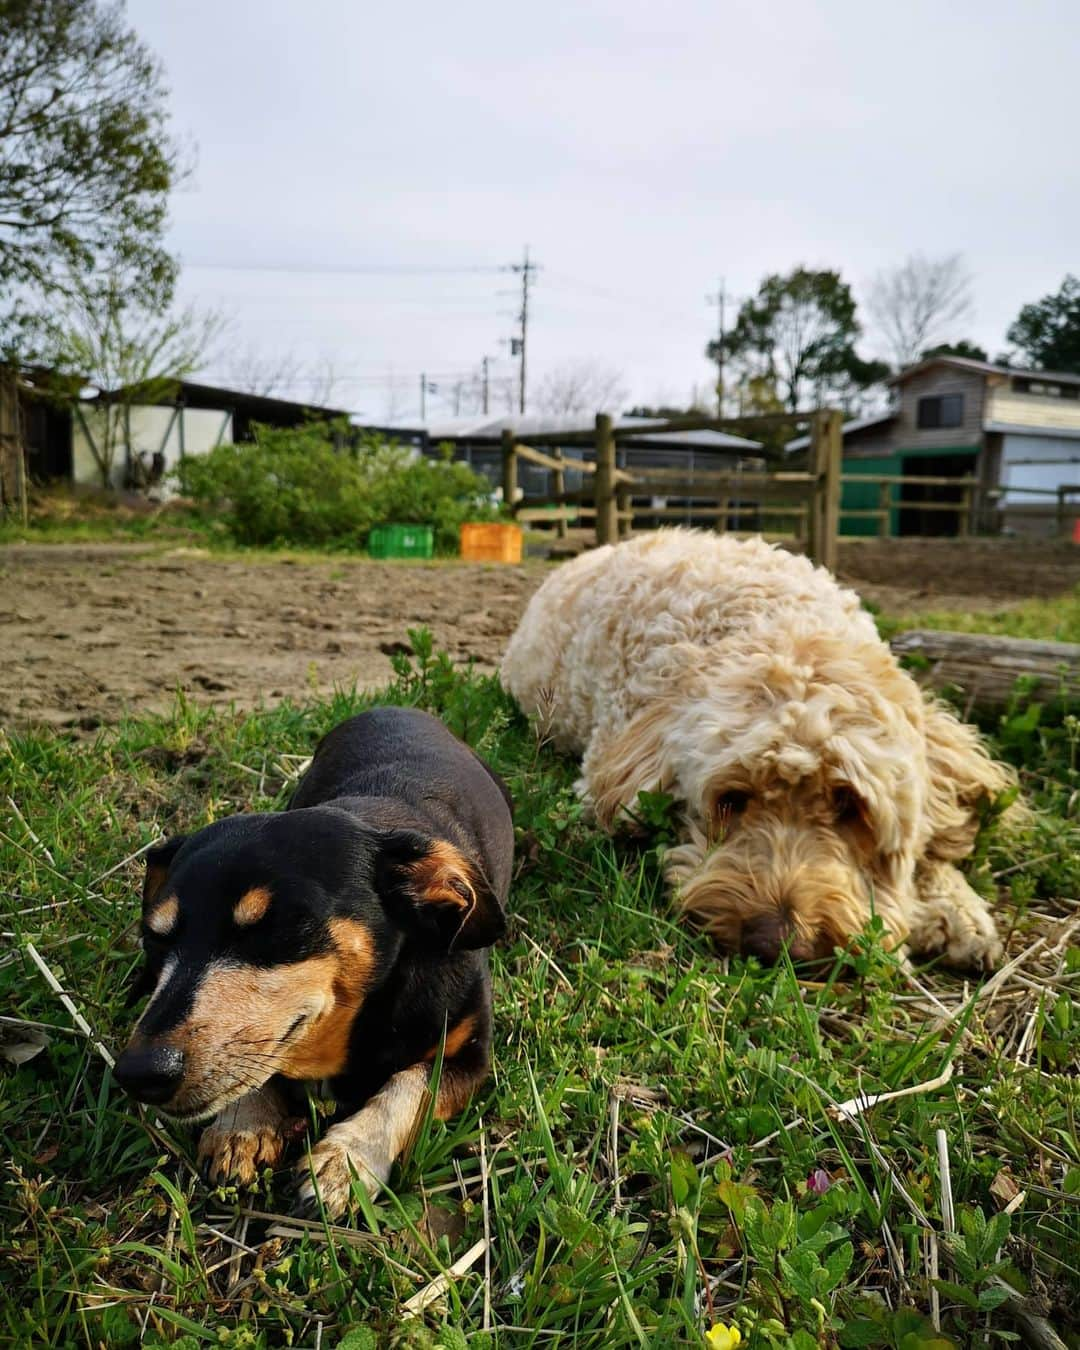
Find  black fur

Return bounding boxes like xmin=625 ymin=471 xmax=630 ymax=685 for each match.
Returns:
xmin=125 ymin=707 xmax=513 ymax=1113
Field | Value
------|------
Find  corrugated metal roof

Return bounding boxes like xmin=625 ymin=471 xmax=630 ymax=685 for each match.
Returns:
xmin=391 ymin=411 xmax=761 ymax=451
xmin=785 ymin=412 xmax=894 ymax=452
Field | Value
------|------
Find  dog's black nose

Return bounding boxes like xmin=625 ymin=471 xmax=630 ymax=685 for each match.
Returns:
xmin=114 ymin=1046 xmax=185 ymax=1104
xmin=740 ymin=912 xmax=791 ymax=964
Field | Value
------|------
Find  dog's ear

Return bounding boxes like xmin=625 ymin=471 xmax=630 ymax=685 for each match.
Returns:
xmin=374 ymin=829 xmax=505 ymax=952
xmin=142 ymin=835 xmax=188 ymax=909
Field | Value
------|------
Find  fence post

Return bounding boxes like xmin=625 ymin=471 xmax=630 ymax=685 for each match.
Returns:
xmin=878 ymin=480 xmax=891 ymax=538
xmin=808 ymin=409 xmax=842 ymax=572
xmin=0 ymin=365 xmax=27 ymax=524
xmin=959 ymin=483 xmax=973 ymax=537
xmin=553 ymin=448 xmax=568 ymax=539
xmin=616 ymin=481 xmax=632 ymax=539
xmin=501 ymin=428 xmax=517 ymax=514
xmin=594 ymin=412 xmax=617 ymax=545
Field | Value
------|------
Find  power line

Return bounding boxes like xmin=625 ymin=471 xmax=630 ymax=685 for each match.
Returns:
xmin=186 ymin=260 xmax=509 ymax=276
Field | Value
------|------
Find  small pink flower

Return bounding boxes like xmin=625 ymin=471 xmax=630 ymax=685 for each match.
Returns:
xmin=807 ymin=1167 xmax=832 ymax=1195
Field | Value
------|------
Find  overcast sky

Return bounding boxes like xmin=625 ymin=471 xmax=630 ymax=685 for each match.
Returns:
xmin=129 ymin=0 xmax=1078 ymax=422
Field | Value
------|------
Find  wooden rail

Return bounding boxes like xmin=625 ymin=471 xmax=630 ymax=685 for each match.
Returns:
xmin=494 ymin=409 xmax=843 ymax=567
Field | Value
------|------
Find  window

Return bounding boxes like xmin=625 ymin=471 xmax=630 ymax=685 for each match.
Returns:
xmin=1013 ymin=377 xmax=1078 ymax=399
xmin=917 ymin=393 xmax=964 ymax=429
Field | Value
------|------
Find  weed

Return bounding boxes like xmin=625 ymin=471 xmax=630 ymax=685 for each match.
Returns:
xmin=1 ymin=637 xmax=1078 ymax=1346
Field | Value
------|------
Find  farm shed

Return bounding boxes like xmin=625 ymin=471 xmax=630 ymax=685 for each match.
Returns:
xmin=12 ymin=371 xmax=350 ymax=492
xmin=788 ymin=355 xmax=1080 ymax=536
xmin=418 ymin=413 xmax=763 ymax=501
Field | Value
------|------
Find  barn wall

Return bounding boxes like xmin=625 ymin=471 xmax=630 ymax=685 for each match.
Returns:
xmin=892 ymin=366 xmax=987 ymax=449
xmin=72 ymin=405 xmax=233 ymax=488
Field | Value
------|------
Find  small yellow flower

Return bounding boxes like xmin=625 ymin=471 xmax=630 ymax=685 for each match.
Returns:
xmin=705 ymin=1323 xmax=741 ymax=1350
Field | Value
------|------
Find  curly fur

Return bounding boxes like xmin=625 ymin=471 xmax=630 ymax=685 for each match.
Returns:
xmin=501 ymin=529 xmax=1017 ymax=968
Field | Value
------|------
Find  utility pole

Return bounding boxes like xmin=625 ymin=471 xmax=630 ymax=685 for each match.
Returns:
xmin=706 ymin=280 xmax=727 ymax=416
xmin=507 ymin=246 xmax=539 ymax=415
xmin=481 ymin=356 xmax=490 ymax=415
xmin=419 ymin=372 xmax=426 ymax=423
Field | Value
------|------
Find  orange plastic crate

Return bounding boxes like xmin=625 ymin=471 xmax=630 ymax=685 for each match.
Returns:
xmin=459 ymin=522 xmax=523 ymax=563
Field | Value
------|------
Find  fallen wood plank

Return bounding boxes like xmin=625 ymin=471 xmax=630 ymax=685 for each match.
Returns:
xmin=890 ymin=629 xmax=1080 ymax=709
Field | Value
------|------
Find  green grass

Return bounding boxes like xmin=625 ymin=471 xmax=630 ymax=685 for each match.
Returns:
xmin=2 ymin=635 xmax=1080 ymax=1348
xmin=874 ymin=587 xmax=1080 ymax=646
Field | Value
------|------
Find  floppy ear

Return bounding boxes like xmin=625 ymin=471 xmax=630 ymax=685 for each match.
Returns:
xmin=142 ymin=835 xmax=188 ymax=910
xmin=375 ymin=829 xmax=506 ymax=952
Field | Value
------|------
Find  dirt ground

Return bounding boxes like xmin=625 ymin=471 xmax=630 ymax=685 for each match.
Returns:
xmin=3 ymin=537 xmax=1079 ymax=728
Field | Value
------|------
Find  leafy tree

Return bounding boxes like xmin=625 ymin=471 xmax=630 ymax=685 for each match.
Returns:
xmin=1006 ymin=275 xmax=1080 ymax=374
xmin=921 ymin=339 xmax=989 ymax=362
xmin=45 ymin=267 xmax=224 ymax=488
xmin=709 ymin=267 xmax=884 ymax=412
xmin=866 ymin=253 xmax=974 ymax=368
xmin=0 ymin=0 xmax=182 ymax=349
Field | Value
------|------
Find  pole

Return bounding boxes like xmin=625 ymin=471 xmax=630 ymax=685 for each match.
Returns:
xmin=707 ymin=280 xmax=726 ymax=416
xmin=482 ymin=357 xmax=490 ymax=415
xmin=808 ymin=409 xmax=842 ymax=572
xmin=594 ymin=412 xmax=617 ymax=546
xmin=420 ymin=373 xmax=426 ymax=423
xmin=518 ymin=246 xmax=530 ymax=414
xmin=501 ymin=427 xmax=517 ymax=511
xmin=553 ymin=448 xmax=568 ymax=540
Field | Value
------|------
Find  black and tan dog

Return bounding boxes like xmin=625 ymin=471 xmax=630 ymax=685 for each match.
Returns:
xmin=114 ymin=707 xmax=513 ymax=1217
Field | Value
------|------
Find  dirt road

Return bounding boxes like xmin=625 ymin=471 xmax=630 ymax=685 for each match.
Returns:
xmin=3 ymin=537 xmax=1077 ymax=728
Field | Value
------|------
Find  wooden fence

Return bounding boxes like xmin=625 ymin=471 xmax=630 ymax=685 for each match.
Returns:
xmin=499 ymin=409 xmax=845 ymax=570
xmin=491 ymin=410 xmax=1080 ymax=562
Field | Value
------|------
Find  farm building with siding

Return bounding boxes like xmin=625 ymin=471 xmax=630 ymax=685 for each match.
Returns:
xmin=10 ymin=372 xmax=351 ymax=492
xmin=788 ymin=355 xmax=1080 ymax=536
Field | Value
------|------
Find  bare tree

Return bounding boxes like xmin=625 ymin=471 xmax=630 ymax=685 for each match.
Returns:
xmin=532 ymin=360 xmax=628 ymax=418
xmin=867 ymin=253 xmax=975 ymax=369
xmin=304 ymin=353 xmax=346 ymax=409
xmin=48 ymin=268 xmax=225 ymax=488
xmin=219 ymin=343 xmax=303 ymax=398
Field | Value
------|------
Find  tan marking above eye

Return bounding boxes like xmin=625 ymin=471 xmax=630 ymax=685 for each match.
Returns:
xmin=145 ymin=895 xmax=179 ymax=936
xmin=406 ymin=840 xmax=477 ymax=911
xmin=233 ymin=885 xmax=272 ymax=927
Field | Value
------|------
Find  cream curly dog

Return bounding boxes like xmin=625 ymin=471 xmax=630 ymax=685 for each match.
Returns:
xmin=502 ymin=530 xmax=1017 ymax=969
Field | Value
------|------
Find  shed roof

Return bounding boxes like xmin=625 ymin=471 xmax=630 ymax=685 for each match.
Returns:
xmin=407 ymin=412 xmax=761 ymax=451
xmin=785 ymin=412 xmax=894 ymax=452
xmin=889 ymin=355 xmax=1080 ymax=388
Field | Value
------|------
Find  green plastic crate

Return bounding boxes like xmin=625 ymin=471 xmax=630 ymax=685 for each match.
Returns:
xmin=367 ymin=523 xmax=434 ymax=559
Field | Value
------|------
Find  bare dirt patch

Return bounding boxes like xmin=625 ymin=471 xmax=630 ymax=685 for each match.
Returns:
xmin=0 ymin=544 xmax=546 ymax=728
xmin=3 ymin=536 xmax=1078 ymax=728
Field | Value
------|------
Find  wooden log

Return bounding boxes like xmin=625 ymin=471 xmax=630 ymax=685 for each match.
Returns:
xmin=890 ymin=629 xmax=1080 ymax=710
xmin=515 ymin=442 xmax=596 ymax=474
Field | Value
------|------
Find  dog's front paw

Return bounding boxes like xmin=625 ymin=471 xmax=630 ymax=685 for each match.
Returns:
xmin=910 ymin=862 xmax=1002 ymax=971
xmin=292 ymin=1125 xmax=391 ymax=1220
xmin=198 ymin=1121 xmax=285 ymax=1186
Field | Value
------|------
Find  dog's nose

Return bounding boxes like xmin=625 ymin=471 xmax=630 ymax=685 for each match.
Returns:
xmin=740 ymin=912 xmax=791 ymax=964
xmin=114 ymin=1046 xmax=185 ymax=1104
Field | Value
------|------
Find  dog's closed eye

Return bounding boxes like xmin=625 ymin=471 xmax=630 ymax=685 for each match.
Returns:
xmin=831 ymin=787 xmax=863 ymax=824
xmin=714 ymin=790 xmax=751 ymax=820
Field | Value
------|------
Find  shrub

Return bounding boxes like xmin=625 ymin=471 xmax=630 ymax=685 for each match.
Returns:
xmin=173 ymin=420 xmax=500 ymax=552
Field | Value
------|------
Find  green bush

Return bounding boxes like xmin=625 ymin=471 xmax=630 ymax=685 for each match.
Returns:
xmin=173 ymin=419 xmax=500 ymax=552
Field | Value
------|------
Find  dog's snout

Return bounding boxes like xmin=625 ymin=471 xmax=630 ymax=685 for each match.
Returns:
xmin=114 ymin=1046 xmax=186 ymax=1104
xmin=740 ymin=912 xmax=791 ymax=964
